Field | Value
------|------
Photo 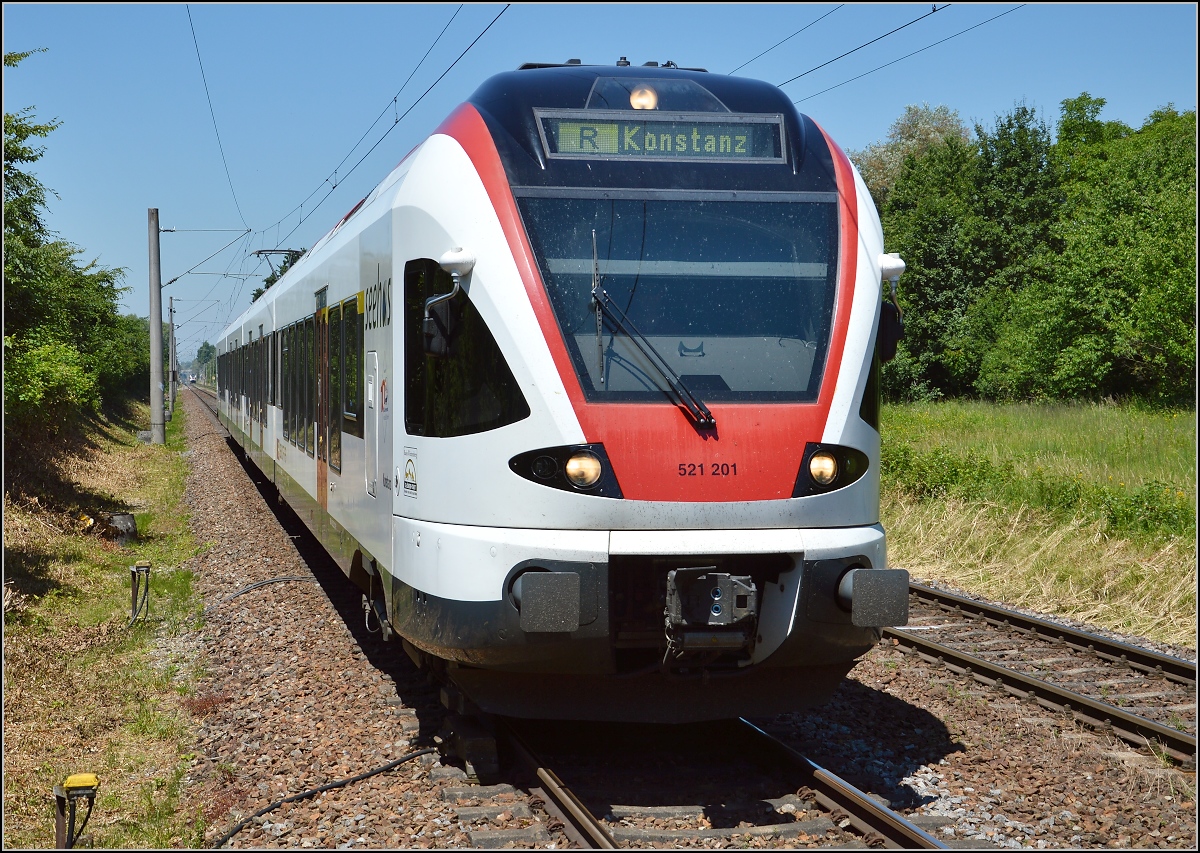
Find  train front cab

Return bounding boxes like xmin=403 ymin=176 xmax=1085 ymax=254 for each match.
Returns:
xmin=385 ymin=65 xmax=910 ymax=722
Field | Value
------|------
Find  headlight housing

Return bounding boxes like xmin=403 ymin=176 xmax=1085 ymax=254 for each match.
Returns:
xmin=793 ymin=442 xmax=870 ymax=497
xmin=509 ymin=444 xmax=623 ymax=498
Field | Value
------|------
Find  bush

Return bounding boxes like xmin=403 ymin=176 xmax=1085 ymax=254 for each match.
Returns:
xmin=3 ymin=334 xmax=99 ymax=432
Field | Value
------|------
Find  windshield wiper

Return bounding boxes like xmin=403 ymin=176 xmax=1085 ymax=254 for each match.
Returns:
xmin=592 ymin=231 xmax=606 ymax=387
xmin=590 ymin=231 xmax=715 ymax=429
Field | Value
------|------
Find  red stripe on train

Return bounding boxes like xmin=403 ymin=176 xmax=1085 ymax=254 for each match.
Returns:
xmin=436 ymin=104 xmax=860 ymax=502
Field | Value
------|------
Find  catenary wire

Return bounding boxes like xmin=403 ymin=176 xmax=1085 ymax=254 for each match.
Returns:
xmin=247 ymin=4 xmax=470 ymax=256
xmin=218 ymin=5 xmax=507 ymax=312
xmin=273 ymin=4 xmax=510 ymax=249
xmin=328 ymin=5 xmax=463 ymax=181
xmin=778 ymin=3 xmax=948 ymax=87
xmin=728 ymin=5 xmax=843 ymax=74
xmin=164 ymin=229 xmax=251 ymax=287
xmin=186 ymin=5 xmax=249 ymax=228
xmin=794 ymin=5 xmax=1025 ymax=104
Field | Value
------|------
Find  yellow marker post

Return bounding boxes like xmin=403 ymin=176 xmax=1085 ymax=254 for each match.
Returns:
xmin=53 ymin=773 xmax=99 ymax=848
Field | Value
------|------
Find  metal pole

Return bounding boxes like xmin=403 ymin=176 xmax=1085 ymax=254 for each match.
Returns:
xmin=168 ymin=296 xmax=176 ymax=420
xmin=148 ymin=209 xmax=166 ymax=444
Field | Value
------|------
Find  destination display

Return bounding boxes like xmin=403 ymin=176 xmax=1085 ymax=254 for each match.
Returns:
xmin=536 ymin=110 xmax=786 ymax=164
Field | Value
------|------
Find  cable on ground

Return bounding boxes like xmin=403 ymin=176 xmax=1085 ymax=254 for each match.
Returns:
xmin=208 ymin=748 xmax=438 ymax=848
xmin=201 ymin=577 xmax=321 ymax=616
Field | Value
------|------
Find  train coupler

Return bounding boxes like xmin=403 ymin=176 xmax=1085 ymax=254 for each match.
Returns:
xmin=664 ymin=567 xmax=758 ymax=653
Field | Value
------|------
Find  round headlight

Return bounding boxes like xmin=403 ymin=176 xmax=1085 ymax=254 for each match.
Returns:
xmin=809 ymin=451 xmax=838 ymax=486
xmin=564 ymin=452 xmax=603 ymax=488
xmin=629 ymin=85 xmax=658 ymax=110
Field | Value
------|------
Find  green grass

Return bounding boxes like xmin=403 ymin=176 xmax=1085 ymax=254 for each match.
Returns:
xmin=880 ymin=400 xmax=1197 ymax=646
xmin=3 ymin=401 xmax=209 ymax=849
xmin=881 ymin=400 xmax=1195 ymax=539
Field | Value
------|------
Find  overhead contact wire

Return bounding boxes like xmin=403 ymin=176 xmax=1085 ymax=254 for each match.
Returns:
xmin=250 ymin=3 xmax=473 ymax=257
xmin=728 ymin=5 xmax=843 ymax=74
xmin=275 ymin=4 xmax=510 ymax=247
xmin=329 ymin=4 xmax=463 ymax=181
xmin=778 ymin=3 xmax=949 ymax=87
xmin=164 ymin=229 xmax=251 ymax=287
xmin=186 ymin=5 xmax=249 ymax=228
xmin=794 ymin=5 xmax=1025 ymax=103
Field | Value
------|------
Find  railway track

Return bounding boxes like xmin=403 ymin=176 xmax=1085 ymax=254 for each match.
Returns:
xmin=887 ymin=583 xmax=1197 ymax=765
xmin=499 ymin=717 xmax=947 ymax=849
xmin=179 ymin=388 xmax=1195 ymax=849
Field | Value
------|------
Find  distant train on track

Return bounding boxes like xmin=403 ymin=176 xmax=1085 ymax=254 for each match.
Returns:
xmin=216 ymin=59 xmax=909 ymax=723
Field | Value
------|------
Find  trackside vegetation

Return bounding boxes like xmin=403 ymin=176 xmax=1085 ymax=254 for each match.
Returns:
xmin=5 ymin=49 xmax=206 ymax=848
xmin=853 ymin=94 xmax=1196 ymax=407
xmin=881 ymin=402 xmax=1196 ymax=646
xmin=3 ymin=404 xmax=207 ymax=848
xmin=853 ymin=95 xmax=1196 ymax=647
xmin=4 ymin=50 xmax=150 ymax=440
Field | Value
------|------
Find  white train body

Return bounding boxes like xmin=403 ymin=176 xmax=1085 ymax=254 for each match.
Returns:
xmin=217 ymin=63 xmax=908 ymax=722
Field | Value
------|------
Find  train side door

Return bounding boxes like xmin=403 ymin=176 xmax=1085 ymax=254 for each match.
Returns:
xmin=315 ymin=289 xmax=329 ymax=511
xmin=365 ymin=351 xmax=379 ymax=498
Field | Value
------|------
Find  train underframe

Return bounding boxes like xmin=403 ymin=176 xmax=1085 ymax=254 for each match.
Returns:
xmin=386 ymin=524 xmax=905 ymax=723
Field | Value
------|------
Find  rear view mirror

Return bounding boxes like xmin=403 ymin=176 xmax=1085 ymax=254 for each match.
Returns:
xmin=877 ymin=252 xmax=906 ymax=364
xmin=422 ymin=303 xmax=453 ymax=358
xmin=879 ymin=299 xmax=903 ymax=363
xmin=423 ymin=248 xmax=476 ymax=358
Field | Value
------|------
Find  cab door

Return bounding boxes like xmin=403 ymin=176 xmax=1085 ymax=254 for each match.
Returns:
xmin=365 ymin=351 xmax=379 ymax=498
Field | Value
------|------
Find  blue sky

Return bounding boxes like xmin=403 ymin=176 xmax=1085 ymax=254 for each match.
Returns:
xmin=4 ymin=3 xmax=1196 ymax=362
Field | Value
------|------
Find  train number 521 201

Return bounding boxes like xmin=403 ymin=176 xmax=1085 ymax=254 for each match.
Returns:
xmin=678 ymin=462 xmax=738 ymax=476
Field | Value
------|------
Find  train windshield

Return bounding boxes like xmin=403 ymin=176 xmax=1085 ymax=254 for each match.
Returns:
xmin=516 ymin=193 xmax=839 ymax=403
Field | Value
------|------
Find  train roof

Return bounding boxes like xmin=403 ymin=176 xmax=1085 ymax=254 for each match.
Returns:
xmin=474 ymin=60 xmax=794 ymax=116
xmin=466 ymin=60 xmax=838 ymax=194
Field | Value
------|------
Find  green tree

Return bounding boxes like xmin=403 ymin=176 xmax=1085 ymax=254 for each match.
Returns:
xmin=4 ymin=49 xmax=144 ymax=434
xmin=879 ymin=132 xmax=979 ymax=400
xmin=196 ymin=340 xmax=216 ymax=367
xmin=849 ymin=103 xmax=970 ymax=210
xmin=980 ymin=101 xmax=1195 ymax=403
xmin=878 ymin=101 xmax=1064 ymax=400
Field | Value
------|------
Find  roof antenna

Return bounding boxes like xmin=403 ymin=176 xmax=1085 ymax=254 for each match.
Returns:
xmin=616 ymin=56 xmax=630 ymax=66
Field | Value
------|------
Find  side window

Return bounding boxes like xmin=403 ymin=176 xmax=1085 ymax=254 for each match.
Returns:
xmin=342 ymin=297 xmax=363 ymax=438
xmin=282 ymin=327 xmax=290 ymax=441
xmin=298 ymin=322 xmax=307 ymax=452
xmin=306 ymin=315 xmax=316 ymax=456
xmin=289 ymin=323 xmax=299 ymax=445
xmin=403 ymin=258 xmax=530 ymax=437
xmin=329 ymin=303 xmax=343 ymax=472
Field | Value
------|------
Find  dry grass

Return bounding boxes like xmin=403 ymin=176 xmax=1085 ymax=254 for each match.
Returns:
xmin=2 ymin=402 xmax=206 ymax=849
xmin=884 ymin=488 xmax=1198 ymax=648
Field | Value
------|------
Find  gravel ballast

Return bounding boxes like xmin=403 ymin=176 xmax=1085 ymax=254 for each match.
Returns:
xmin=176 ymin=390 xmax=1196 ymax=849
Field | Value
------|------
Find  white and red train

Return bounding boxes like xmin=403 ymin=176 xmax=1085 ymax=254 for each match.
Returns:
xmin=217 ymin=61 xmax=908 ymax=723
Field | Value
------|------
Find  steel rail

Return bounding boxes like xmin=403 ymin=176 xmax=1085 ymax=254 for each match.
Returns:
xmin=739 ymin=719 xmax=947 ymax=849
xmin=187 ymin=384 xmax=230 ymax=437
xmin=499 ymin=722 xmax=617 ymax=850
xmin=883 ymin=627 xmax=1196 ymax=765
xmin=909 ymin=582 xmax=1196 ymax=685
